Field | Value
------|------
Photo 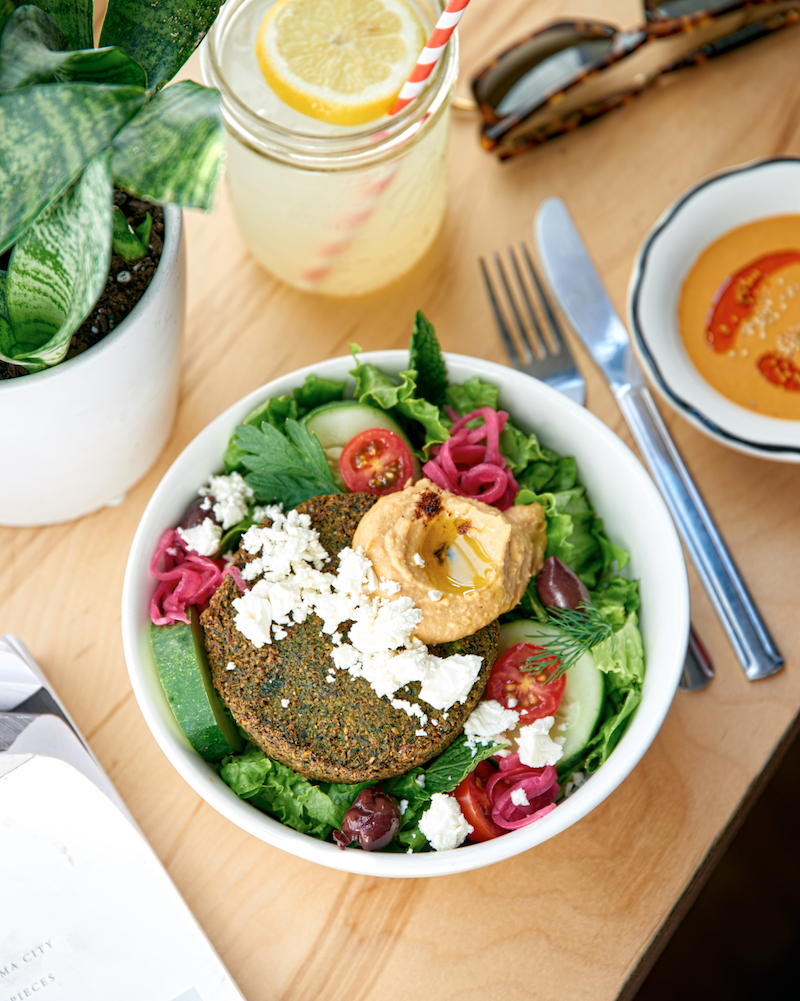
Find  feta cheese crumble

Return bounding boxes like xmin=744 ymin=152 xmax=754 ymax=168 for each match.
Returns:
xmin=463 ymin=699 xmax=518 ymax=752
xmin=226 ymin=661 xmax=236 ymax=672
xmin=231 ymin=509 xmax=483 ymax=716
xmin=412 ymin=553 xmax=425 ymax=567
xmin=516 ymin=716 xmax=564 ymax=768
xmin=280 ymin=698 xmax=290 ymax=708
xmin=427 ymin=589 xmax=443 ymax=602
xmin=510 ymin=787 xmax=530 ymax=807
xmin=178 ymin=517 xmax=223 ymax=556
xmin=419 ymin=794 xmax=472 ymax=851
xmin=200 ymin=472 xmax=254 ymax=530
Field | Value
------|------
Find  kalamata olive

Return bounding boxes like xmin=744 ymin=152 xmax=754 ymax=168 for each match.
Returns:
xmin=333 ymin=787 xmax=401 ymax=851
xmin=179 ymin=495 xmax=219 ymax=531
xmin=536 ymin=556 xmax=591 ymax=610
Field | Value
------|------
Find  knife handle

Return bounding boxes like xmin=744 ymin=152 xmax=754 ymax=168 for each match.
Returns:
xmin=617 ymin=385 xmax=783 ymax=681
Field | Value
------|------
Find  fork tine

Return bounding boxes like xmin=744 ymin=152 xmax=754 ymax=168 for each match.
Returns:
xmin=479 ymin=257 xmax=520 ymax=367
xmin=508 ymin=246 xmax=547 ymax=360
xmin=493 ymin=252 xmax=535 ymax=361
xmin=521 ymin=242 xmax=567 ymax=356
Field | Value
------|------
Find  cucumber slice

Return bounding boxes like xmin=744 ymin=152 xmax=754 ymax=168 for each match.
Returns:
xmin=151 ymin=608 xmax=243 ymax=762
xmin=302 ymin=401 xmax=420 ymax=489
xmin=498 ymin=619 xmax=605 ymax=764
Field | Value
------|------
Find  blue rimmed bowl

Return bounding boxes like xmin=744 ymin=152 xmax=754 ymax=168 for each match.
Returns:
xmin=628 ymin=157 xmax=800 ymax=462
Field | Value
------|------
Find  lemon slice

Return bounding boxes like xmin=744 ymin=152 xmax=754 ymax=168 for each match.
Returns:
xmin=256 ymin=0 xmax=425 ymax=126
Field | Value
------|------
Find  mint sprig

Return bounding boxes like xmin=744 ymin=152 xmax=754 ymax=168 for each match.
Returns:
xmin=409 ymin=309 xmax=447 ymax=405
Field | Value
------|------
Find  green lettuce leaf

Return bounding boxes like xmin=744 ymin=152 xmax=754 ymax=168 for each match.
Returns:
xmin=350 ymin=362 xmax=449 ymax=453
xmin=516 ymin=450 xmax=577 ymax=494
xmin=592 ymin=577 xmax=641 ymax=631
xmin=515 ymin=485 xmax=628 ymax=588
xmin=580 ymin=677 xmax=642 ymax=775
xmin=443 ymin=375 xmax=498 ymax=414
xmin=220 ymin=747 xmax=366 ymax=838
xmin=591 ymin=611 xmax=645 ymax=684
xmin=293 ymin=373 xmax=346 ymax=415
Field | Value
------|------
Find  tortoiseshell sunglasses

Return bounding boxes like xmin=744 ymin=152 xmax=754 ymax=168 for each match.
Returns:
xmin=469 ymin=0 xmax=800 ymax=159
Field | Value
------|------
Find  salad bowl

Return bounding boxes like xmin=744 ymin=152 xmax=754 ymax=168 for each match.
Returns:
xmin=121 ymin=351 xmax=689 ymax=877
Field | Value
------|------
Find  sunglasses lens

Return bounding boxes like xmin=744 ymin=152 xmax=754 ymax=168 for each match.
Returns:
xmin=647 ymin=1 xmax=737 ymax=17
xmin=474 ymin=25 xmax=617 ymax=120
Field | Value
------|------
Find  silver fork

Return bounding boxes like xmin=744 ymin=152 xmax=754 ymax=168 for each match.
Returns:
xmin=480 ymin=244 xmax=714 ymax=693
xmin=480 ymin=244 xmax=586 ymax=405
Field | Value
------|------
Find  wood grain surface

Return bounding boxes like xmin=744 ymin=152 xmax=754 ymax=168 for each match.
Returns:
xmin=3 ymin=2 xmax=800 ymax=999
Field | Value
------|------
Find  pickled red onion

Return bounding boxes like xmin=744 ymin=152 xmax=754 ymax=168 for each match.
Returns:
xmin=422 ymin=406 xmax=519 ymax=510
xmin=486 ymin=753 xmax=559 ymax=830
xmin=149 ymin=529 xmax=239 ymax=625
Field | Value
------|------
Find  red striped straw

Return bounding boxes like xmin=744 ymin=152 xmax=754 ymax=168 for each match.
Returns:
xmin=390 ymin=0 xmax=471 ymax=115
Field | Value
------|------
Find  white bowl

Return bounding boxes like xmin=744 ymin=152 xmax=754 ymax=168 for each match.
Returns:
xmin=121 ymin=352 xmax=689 ymax=877
xmin=628 ymin=157 xmax=800 ymax=461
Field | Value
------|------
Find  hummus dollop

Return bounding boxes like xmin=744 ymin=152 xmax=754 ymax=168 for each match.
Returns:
xmin=351 ymin=479 xmax=547 ymax=643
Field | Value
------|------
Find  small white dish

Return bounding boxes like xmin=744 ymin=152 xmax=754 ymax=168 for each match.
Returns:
xmin=121 ymin=352 xmax=689 ymax=877
xmin=629 ymin=157 xmax=800 ymax=462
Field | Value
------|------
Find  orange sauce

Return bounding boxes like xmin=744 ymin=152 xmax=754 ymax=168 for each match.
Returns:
xmin=678 ymin=215 xmax=800 ymax=419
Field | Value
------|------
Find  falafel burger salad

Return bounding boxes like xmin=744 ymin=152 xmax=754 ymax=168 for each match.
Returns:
xmin=148 ymin=314 xmax=645 ymax=854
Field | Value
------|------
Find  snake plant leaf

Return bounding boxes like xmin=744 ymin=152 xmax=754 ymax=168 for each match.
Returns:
xmin=100 ymin=0 xmax=224 ymax=92
xmin=0 ymin=6 xmax=147 ymax=92
xmin=33 ymin=0 xmax=94 ymax=51
xmin=0 ymin=268 xmax=13 ymax=361
xmin=111 ymin=80 xmax=223 ymax=210
xmin=111 ymin=205 xmax=147 ymax=261
xmin=0 ymin=81 xmax=145 ymax=255
xmin=0 ymin=1 xmax=15 ymax=37
xmin=135 ymin=210 xmax=152 ymax=248
xmin=0 ymin=153 xmax=113 ymax=372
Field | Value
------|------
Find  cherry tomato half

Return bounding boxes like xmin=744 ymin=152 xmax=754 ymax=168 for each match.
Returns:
xmin=454 ymin=760 xmax=505 ymax=842
xmin=486 ymin=643 xmax=566 ymax=721
xmin=339 ymin=428 xmax=414 ymax=495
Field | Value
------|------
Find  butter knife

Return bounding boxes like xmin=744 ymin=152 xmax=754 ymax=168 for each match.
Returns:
xmin=535 ymin=197 xmax=782 ymax=681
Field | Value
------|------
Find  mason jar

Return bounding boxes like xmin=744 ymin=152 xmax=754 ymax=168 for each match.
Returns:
xmin=201 ymin=0 xmax=457 ymax=297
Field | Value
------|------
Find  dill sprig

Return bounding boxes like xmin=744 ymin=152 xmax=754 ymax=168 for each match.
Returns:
xmin=522 ymin=604 xmax=614 ymax=682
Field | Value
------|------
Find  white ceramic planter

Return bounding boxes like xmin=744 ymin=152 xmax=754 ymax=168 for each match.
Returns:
xmin=0 ymin=205 xmax=185 ymax=526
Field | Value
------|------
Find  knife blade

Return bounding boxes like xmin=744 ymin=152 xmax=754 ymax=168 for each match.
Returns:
xmin=535 ymin=197 xmax=782 ymax=682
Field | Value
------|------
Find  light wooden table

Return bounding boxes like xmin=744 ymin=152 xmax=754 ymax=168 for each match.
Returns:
xmin=3 ymin=2 xmax=800 ymax=998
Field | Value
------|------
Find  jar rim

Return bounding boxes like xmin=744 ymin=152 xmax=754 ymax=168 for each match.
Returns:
xmin=201 ymin=0 xmax=458 ymax=170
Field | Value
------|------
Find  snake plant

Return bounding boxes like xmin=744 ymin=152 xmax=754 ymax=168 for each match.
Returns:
xmin=0 ymin=1 xmax=225 ymax=372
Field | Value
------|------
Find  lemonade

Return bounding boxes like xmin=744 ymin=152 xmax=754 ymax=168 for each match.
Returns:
xmin=201 ymin=0 xmax=457 ymax=296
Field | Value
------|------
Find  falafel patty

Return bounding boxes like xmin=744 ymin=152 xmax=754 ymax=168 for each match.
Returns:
xmin=201 ymin=493 xmax=499 ymax=783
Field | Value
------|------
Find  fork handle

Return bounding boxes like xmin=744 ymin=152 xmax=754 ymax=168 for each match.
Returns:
xmin=617 ymin=385 xmax=782 ymax=681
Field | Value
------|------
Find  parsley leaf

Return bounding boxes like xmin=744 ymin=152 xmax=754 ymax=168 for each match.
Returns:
xmin=409 ymin=309 xmax=447 ymax=405
xmin=233 ymin=418 xmax=341 ymax=508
